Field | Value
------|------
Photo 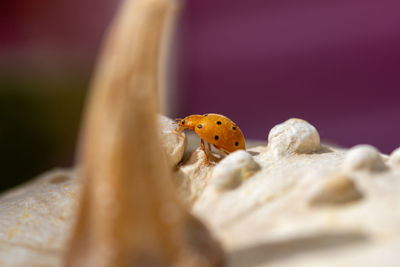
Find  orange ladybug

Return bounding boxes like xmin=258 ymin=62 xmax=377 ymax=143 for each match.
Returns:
xmin=176 ymin=113 xmax=246 ymax=162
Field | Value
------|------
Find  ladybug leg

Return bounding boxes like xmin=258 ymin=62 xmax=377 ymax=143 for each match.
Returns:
xmin=201 ymin=139 xmax=209 ymax=163
xmin=171 ymin=121 xmax=179 ymax=132
xmin=213 ymin=144 xmax=230 ymax=155
xmin=171 ymin=125 xmax=183 ymax=134
xmin=207 ymin=142 xmax=212 ymax=152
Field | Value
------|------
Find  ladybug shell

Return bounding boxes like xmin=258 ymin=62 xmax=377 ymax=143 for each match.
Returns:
xmin=194 ymin=114 xmax=246 ymax=152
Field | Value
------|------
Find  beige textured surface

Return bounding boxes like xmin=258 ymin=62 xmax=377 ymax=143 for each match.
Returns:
xmin=193 ymin=119 xmax=400 ymax=267
xmin=0 ymin=169 xmax=78 ymax=266
xmin=0 ymin=118 xmax=400 ymax=266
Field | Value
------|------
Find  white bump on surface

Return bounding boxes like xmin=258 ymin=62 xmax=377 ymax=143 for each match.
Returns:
xmin=343 ymin=145 xmax=387 ymax=172
xmin=309 ymin=174 xmax=363 ymax=206
xmin=158 ymin=115 xmax=186 ymax=167
xmin=267 ymin=118 xmax=320 ymax=156
xmin=209 ymin=150 xmax=261 ymax=191
xmin=389 ymin=147 xmax=400 ymax=166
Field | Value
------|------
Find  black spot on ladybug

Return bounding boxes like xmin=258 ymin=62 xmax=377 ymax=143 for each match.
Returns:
xmin=235 ymin=141 xmax=239 ymax=146
xmin=181 ymin=120 xmax=185 ymax=125
xmin=197 ymin=124 xmax=203 ymax=129
xmin=232 ymin=126 xmax=237 ymax=130
xmin=217 ymin=121 xmax=222 ymax=125
xmin=215 ymin=135 xmax=219 ymax=140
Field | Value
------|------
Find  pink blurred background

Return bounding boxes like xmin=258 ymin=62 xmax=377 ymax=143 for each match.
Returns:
xmin=1 ymin=0 xmax=400 ymax=191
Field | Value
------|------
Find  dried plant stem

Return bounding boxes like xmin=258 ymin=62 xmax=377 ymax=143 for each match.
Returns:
xmin=65 ymin=0 xmax=224 ymax=266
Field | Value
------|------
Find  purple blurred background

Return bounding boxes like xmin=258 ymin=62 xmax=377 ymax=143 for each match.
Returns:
xmin=178 ymin=0 xmax=400 ymax=150
xmin=1 ymin=0 xmax=400 ymax=191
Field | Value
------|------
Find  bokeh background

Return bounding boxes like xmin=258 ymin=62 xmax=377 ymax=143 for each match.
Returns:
xmin=1 ymin=0 xmax=399 ymax=192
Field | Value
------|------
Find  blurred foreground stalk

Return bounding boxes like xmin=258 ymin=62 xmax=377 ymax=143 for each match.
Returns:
xmin=64 ymin=0 xmax=224 ymax=266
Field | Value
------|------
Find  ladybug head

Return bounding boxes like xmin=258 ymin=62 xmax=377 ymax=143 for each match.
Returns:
xmin=175 ymin=118 xmax=188 ymax=130
xmin=175 ymin=115 xmax=202 ymax=131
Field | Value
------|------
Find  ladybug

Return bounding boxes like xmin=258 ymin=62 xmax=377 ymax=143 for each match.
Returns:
xmin=176 ymin=113 xmax=246 ymax=162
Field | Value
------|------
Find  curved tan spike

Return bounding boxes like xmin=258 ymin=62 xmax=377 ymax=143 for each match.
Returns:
xmin=64 ymin=0 xmax=224 ymax=266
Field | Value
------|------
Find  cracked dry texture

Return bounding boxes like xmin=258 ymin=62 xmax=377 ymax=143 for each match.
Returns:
xmin=1 ymin=118 xmax=400 ymax=266
xmin=158 ymin=115 xmax=187 ymax=167
xmin=174 ymin=148 xmax=214 ymax=205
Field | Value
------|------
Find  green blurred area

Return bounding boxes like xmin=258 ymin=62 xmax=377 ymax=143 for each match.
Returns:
xmin=0 ymin=74 xmax=87 ymax=192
